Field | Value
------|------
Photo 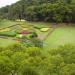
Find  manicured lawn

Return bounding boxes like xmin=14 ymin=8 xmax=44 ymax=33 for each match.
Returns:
xmin=0 ymin=19 xmax=29 ymax=28
xmin=0 ymin=20 xmax=18 ymax=28
xmin=0 ymin=38 xmax=16 ymax=47
xmin=72 ymin=0 xmax=75 ymax=3
xmin=45 ymin=26 xmax=75 ymax=49
xmin=29 ymin=22 xmax=51 ymax=26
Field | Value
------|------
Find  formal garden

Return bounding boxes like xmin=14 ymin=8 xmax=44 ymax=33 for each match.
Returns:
xmin=0 ymin=20 xmax=53 ymax=48
xmin=0 ymin=0 xmax=75 ymax=75
xmin=0 ymin=20 xmax=75 ymax=49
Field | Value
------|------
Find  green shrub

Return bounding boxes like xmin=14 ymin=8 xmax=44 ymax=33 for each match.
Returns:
xmin=29 ymin=32 xmax=38 ymax=38
xmin=19 ymin=66 xmax=39 ymax=75
xmin=0 ymin=55 xmax=14 ymax=75
xmin=31 ymin=38 xmax=43 ymax=48
xmin=0 ymin=44 xmax=75 ymax=75
xmin=7 ymin=43 xmax=25 ymax=52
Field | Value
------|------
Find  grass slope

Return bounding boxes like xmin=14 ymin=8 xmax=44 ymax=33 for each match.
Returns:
xmin=0 ymin=20 xmax=18 ymax=28
xmin=45 ymin=26 xmax=75 ymax=49
xmin=0 ymin=38 xmax=16 ymax=47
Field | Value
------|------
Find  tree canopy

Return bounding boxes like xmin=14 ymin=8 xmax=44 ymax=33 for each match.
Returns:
xmin=0 ymin=0 xmax=75 ymax=23
xmin=0 ymin=44 xmax=75 ymax=75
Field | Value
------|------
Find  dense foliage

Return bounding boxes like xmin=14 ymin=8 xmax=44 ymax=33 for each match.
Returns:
xmin=0 ymin=44 xmax=75 ymax=75
xmin=0 ymin=0 xmax=75 ymax=23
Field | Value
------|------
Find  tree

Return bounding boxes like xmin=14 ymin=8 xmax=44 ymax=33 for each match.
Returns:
xmin=65 ymin=0 xmax=72 ymax=3
xmin=0 ymin=0 xmax=75 ymax=22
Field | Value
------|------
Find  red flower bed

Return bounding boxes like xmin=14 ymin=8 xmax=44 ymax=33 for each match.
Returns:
xmin=19 ymin=30 xmax=31 ymax=34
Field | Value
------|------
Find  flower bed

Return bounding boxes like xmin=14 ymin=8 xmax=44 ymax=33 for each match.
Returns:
xmin=19 ymin=30 xmax=31 ymax=35
xmin=40 ymin=28 xmax=50 ymax=32
xmin=0 ymin=28 xmax=10 ymax=32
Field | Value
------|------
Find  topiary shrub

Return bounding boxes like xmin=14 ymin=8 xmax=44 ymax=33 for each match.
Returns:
xmin=29 ymin=32 xmax=38 ymax=39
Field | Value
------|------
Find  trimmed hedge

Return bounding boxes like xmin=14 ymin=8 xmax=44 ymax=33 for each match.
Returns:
xmin=0 ymin=31 xmax=17 ymax=37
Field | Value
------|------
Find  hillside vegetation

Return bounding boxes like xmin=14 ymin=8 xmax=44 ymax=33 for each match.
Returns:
xmin=0 ymin=44 xmax=75 ymax=75
xmin=0 ymin=0 xmax=75 ymax=23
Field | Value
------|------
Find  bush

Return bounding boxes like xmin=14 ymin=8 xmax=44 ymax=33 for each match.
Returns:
xmin=0 ymin=55 xmax=14 ymax=75
xmin=29 ymin=32 xmax=38 ymax=38
xmin=0 ymin=44 xmax=75 ymax=75
xmin=31 ymin=38 xmax=43 ymax=48
xmin=7 ymin=43 xmax=25 ymax=52
xmin=19 ymin=66 xmax=39 ymax=75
